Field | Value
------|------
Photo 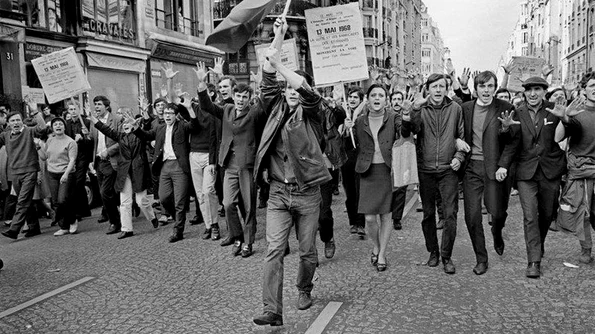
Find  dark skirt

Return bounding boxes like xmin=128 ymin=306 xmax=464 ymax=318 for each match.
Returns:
xmin=358 ymin=163 xmax=394 ymax=214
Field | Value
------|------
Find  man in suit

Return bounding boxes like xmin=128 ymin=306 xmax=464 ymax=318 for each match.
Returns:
xmin=90 ymin=96 xmax=122 ymax=235
xmin=503 ymin=77 xmax=566 ymax=278
xmin=461 ymin=71 xmax=516 ymax=276
xmin=65 ymin=101 xmax=93 ymax=222
xmin=132 ymin=101 xmax=198 ymax=242
xmin=197 ymin=67 xmax=266 ymax=258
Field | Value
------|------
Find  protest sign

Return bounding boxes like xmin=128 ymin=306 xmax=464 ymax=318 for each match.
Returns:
xmin=21 ymin=86 xmax=46 ymax=104
xmin=305 ymin=3 xmax=369 ymax=86
xmin=31 ymin=47 xmax=91 ymax=104
xmin=254 ymin=38 xmax=299 ymax=80
xmin=507 ymin=56 xmax=546 ymax=92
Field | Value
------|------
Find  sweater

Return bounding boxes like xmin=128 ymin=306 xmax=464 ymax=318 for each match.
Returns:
xmin=45 ymin=135 xmax=77 ymax=174
xmin=0 ymin=127 xmax=40 ymax=175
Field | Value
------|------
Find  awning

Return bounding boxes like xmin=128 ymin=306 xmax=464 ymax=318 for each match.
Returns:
xmin=0 ymin=23 xmax=20 ymax=42
xmin=147 ymin=32 xmax=223 ymax=67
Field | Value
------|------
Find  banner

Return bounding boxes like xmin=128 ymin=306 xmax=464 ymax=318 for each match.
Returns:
xmin=507 ymin=56 xmax=546 ymax=92
xmin=31 ymin=47 xmax=91 ymax=104
xmin=305 ymin=3 xmax=369 ymax=86
xmin=254 ymin=38 xmax=299 ymax=80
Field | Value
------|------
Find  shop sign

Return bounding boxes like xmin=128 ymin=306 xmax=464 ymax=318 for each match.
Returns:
xmin=152 ymin=43 xmax=215 ymax=67
xmin=82 ymin=17 xmax=136 ymax=41
xmin=25 ymin=43 xmax=63 ymax=62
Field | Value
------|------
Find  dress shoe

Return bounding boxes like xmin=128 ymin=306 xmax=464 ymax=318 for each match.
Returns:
xmin=106 ymin=225 xmax=120 ymax=235
xmin=241 ymin=244 xmax=253 ymax=258
xmin=442 ymin=258 xmax=456 ymax=274
xmin=189 ymin=215 xmax=204 ymax=225
xmin=169 ymin=233 xmax=184 ymax=243
xmin=357 ymin=226 xmax=366 ymax=236
xmin=324 ymin=240 xmax=336 ymax=259
xmin=220 ymin=237 xmax=234 ymax=247
xmin=211 ymin=224 xmax=221 ymax=240
xmin=371 ymin=252 xmax=379 ymax=266
xmin=526 ymin=262 xmax=540 ymax=278
xmin=98 ymin=215 xmax=108 ymax=223
xmin=427 ymin=251 xmax=440 ymax=267
xmin=54 ymin=229 xmax=69 ymax=236
xmin=24 ymin=229 xmax=41 ymax=238
xmin=21 ymin=226 xmax=29 ymax=234
xmin=202 ymin=228 xmax=212 ymax=240
xmin=253 ymin=312 xmax=283 ymax=326
xmin=376 ymin=259 xmax=387 ymax=272
xmin=3 ymin=220 xmax=11 ymax=227
xmin=2 ymin=230 xmax=18 ymax=239
xmin=297 ymin=291 xmax=313 ymax=310
xmin=151 ymin=218 xmax=159 ymax=228
xmin=350 ymin=226 xmax=358 ymax=234
xmin=69 ymin=221 xmax=78 ymax=234
xmin=473 ymin=262 xmax=489 ymax=275
xmin=436 ymin=219 xmax=445 ymax=230
xmin=492 ymin=227 xmax=505 ymax=255
xmin=579 ymin=247 xmax=593 ymax=264
xmin=117 ymin=231 xmax=134 ymax=240
xmin=393 ymin=219 xmax=402 ymax=230
xmin=232 ymin=240 xmax=242 ymax=256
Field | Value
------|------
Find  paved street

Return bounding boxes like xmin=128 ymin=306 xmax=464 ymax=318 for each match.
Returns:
xmin=1 ymin=189 xmax=595 ymax=333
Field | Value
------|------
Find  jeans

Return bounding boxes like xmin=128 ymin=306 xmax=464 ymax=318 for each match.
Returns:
xmin=159 ymin=160 xmax=189 ymax=235
xmin=47 ymin=171 xmax=76 ymax=230
xmin=418 ymin=169 xmax=459 ymax=259
xmin=318 ymin=169 xmax=334 ymax=243
xmin=517 ymin=166 xmax=561 ymax=262
xmin=223 ymin=152 xmax=256 ymax=244
xmin=262 ymin=181 xmax=321 ymax=316
xmin=120 ymin=176 xmax=155 ymax=232
xmin=189 ymin=152 xmax=218 ymax=229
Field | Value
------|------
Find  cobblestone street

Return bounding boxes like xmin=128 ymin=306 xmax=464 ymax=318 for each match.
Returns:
xmin=1 ymin=189 xmax=595 ymax=333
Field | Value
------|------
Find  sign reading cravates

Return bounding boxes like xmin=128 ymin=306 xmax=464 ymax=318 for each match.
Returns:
xmin=507 ymin=56 xmax=547 ymax=92
xmin=305 ymin=3 xmax=369 ymax=86
xmin=31 ymin=47 xmax=91 ymax=104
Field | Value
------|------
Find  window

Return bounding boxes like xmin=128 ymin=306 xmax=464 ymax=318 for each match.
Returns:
xmin=422 ymin=48 xmax=430 ymax=57
xmin=523 ymin=32 xmax=528 ymax=43
xmin=82 ymin=0 xmax=137 ymax=44
xmin=14 ymin=0 xmax=64 ymax=32
xmin=422 ymin=18 xmax=428 ymax=27
xmin=422 ymin=33 xmax=429 ymax=42
xmin=156 ymin=0 xmax=203 ymax=36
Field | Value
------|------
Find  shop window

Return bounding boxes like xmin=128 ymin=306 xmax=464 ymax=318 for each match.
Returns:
xmin=13 ymin=0 xmax=64 ymax=32
xmin=155 ymin=0 xmax=202 ymax=37
xmin=81 ymin=0 xmax=137 ymax=44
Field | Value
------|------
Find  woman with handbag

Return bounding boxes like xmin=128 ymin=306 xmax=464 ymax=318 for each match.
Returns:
xmin=345 ymin=84 xmax=411 ymax=271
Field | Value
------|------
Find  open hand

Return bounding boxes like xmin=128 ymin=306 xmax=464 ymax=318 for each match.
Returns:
xmin=161 ymin=62 xmax=179 ymax=79
xmin=458 ymin=67 xmax=471 ymax=87
xmin=209 ymin=57 xmax=224 ymax=77
xmin=498 ymin=110 xmax=520 ymax=129
xmin=193 ymin=61 xmax=209 ymax=82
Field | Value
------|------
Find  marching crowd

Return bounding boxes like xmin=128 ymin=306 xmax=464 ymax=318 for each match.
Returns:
xmin=2 ymin=18 xmax=595 ymax=326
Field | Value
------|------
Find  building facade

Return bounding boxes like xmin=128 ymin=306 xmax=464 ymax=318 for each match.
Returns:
xmin=419 ymin=2 xmax=445 ymax=80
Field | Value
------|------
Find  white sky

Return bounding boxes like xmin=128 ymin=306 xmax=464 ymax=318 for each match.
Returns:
xmin=422 ymin=0 xmax=522 ymax=74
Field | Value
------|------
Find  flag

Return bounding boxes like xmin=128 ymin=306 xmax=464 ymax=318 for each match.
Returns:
xmin=206 ymin=0 xmax=278 ymax=53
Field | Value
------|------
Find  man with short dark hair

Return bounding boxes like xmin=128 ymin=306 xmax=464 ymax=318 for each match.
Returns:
xmin=461 ymin=71 xmax=516 ymax=275
xmin=1 ymin=100 xmax=47 ymax=239
xmin=197 ymin=71 xmax=266 ymax=258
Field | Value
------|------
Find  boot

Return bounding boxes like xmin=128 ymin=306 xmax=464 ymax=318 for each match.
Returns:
xmin=579 ymin=247 xmax=593 ymax=264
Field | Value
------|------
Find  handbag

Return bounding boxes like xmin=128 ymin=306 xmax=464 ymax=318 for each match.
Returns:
xmin=392 ymin=136 xmax=418 ymax=188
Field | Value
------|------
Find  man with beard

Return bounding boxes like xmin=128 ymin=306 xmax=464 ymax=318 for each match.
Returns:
xmin=460 ymin=71 xmax=516 ymax=275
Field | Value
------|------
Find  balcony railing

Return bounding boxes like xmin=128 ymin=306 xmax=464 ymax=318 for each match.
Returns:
xmin=213 ymin=0 xmax=316 ymax=20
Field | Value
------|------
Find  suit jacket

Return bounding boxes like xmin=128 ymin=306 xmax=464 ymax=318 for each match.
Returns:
xmin=462 ymin=98 xmax=516 ymax=180
xmin=90 ymin=112 xmax=122 ymax=169
xmin=198 ymin=90 xmax=266 ymax=169
xmin=133 ymin=117 xmax=199 ymax=175
xmin=65 ymin=118 xmax=93 ymax=163
xmin=354 ymin=109 xmax=404 ymax=173
xmin=505 ymin=100 xmax=566 ymax=181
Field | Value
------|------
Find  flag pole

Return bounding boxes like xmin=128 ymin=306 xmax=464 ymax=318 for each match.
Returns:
xmin=281 ymin=0 xmax=292 ymax=19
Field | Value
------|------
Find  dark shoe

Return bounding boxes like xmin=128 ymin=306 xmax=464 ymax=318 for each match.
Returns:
xmin=241 ymin=244 xmax=253 ymax=258
xmin=117 ymin=231 xmax=134 ymax=240
xmin=189 ymin=215 xmax=204 ymax=225
xmin=473 ymin=262 xmax=488 ymax=275
xmin=324 ymin=240 xmax=336 ymax=259
xmin=579 ymin=247 xmax=593 ymax=264
xmin=220 ymin=237 xmax=234 ymax=247
xmin=549 ymin=222 xmax=559 ymax=232
xmin=253 ymin=312 xmax=283 ymax=326
xmin=284 ymin=245 xmax=290 ymax=256
xmin=202 ymin=228 xmax=212 ymax=240
xmin=211 ymin=224 xmax=221 ymax=240
xmin=106 ymin=225 xmax=120 ymax=235
xmin=350 ymin=226 xmax=358 ymax=234
xmin=526 ymin=262 xmax=540 ymax=278
xmin=427 ymin=251 xmax=439 ymax=267
xmin=169 ymin=233 xmax=183 ymax=243
xmin=158 ymin=215 xmax=170 ymax=226
xmin=393 ymin=219 xmax=402 ymax=230
xmin=50 ymin=220 xmax=57 ymax=227
xmin=232 ymin=240 xmax=242 ymax=256
xmin=132 ymin=203 xmax=140 ymax=218
xmin=436 ymin=219 xmax=445 ymax=230
xmin=416 ymin=204 xmax=423 ymax=212
xmin=376 ymin=261 xmax=387 ymax=272
xmin=371 ymin=252 xmax=378 ymax=266
xmin=357 ymin=226 xmax=366 ymax=236
xmin=151 ymin=218 xmax=159 ymax=229
xmin=98 ymin=215 xmax=108 ymax=223
xmin=1 ymin=230 xmax=18 ymax=240
xmin=297 ymin=291 xmax=313 ymax=310
xmin=492 ymin=227 xmax=505 ymax=256
xmin=443 ymin=258 xmax=456 ymax=274
xmin=24 ymin=229 xmax=41 ymax=238
xmin=20 ymin=226 xmax=29 ymax=234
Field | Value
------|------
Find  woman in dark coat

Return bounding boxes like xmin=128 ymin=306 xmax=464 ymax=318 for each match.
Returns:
xmin=90 ymin=108 xmax=157 ymax=239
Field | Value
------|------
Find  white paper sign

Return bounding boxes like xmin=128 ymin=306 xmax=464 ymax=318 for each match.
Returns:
xmin=31 ymin=47 xmax=91 ymax=104
xmin=21 ymin=86 xmax=46 ymax=104
xmin=305 ymin=3 xmax=369 ymax=86
xmin=507 ymin=56 xmax=546 ymax=92
xmin=254 ymin=38 xmax=299 ymax=80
